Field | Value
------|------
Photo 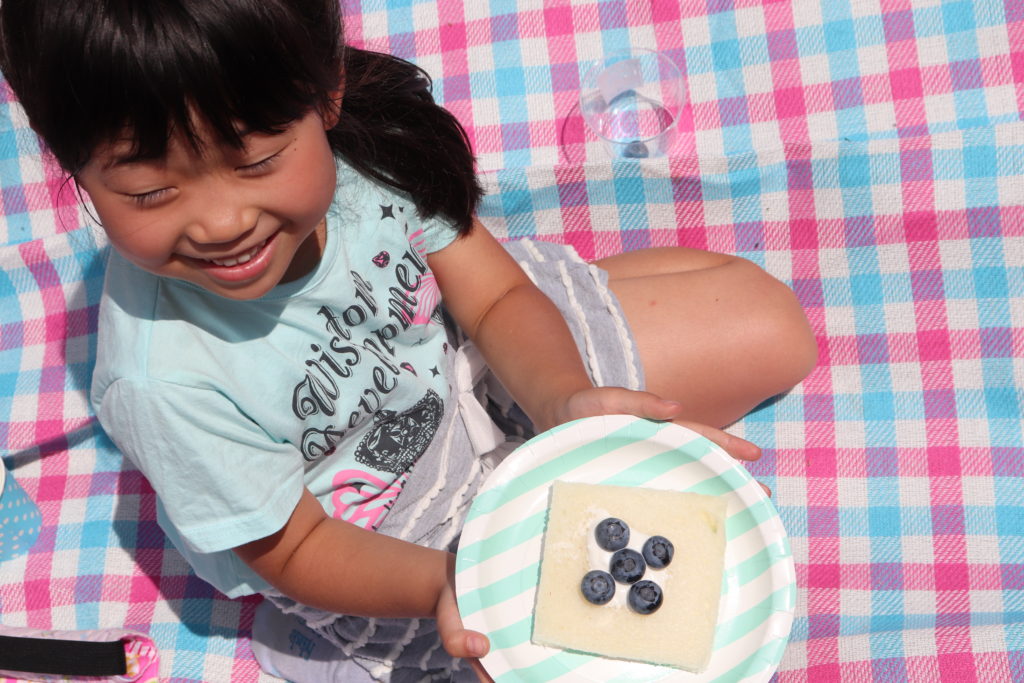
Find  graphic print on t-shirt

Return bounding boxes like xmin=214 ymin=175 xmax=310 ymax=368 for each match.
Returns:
xmin=355 ymin=389 xmax=443 ymax=473
xmin=330 ymin=468 xmax=408 ymax=530
xmin=288 ymin=201 xmax=447 ymax=525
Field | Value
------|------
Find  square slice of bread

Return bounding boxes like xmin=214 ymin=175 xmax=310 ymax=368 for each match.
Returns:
xmin=532 ymin=480 xmax=727 ymax=672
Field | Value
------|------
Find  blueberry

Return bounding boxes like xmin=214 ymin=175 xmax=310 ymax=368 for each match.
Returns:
xmin=609 ymin=548 xmax=646 ymax=584
xmin=628 ymin=580 xmax=663 ymax=614
xmin=594 ymin=517 xmax=630 ymax=551
xmin=642 ymin=535 xmax=674 ymax=569
xmin=580 ymin=570 xmax=616 ymax=605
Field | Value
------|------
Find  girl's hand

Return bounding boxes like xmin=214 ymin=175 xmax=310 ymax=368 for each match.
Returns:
xmin=435 ymin=553 xmax=494 ymax=682
xmin=542 ymin=386 xmax=681 ymax=432
xmin=549 ymin=387 xmax=771 ymax=496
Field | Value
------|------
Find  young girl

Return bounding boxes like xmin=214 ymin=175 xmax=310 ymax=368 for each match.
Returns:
xmin=0 ymin=1 xmax=816 ymax=680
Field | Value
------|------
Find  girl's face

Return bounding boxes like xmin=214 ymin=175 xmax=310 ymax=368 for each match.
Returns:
xmin=76 ymin=109 xmax=338 ymax=300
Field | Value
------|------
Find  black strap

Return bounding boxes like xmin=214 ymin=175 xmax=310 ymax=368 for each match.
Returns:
xmin=0 ymin=634 xmax=126 ymax=676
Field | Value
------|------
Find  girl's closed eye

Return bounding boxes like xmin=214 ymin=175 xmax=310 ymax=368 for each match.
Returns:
xmin=237 ymin=149 xmax=284 ymax=175
xmin=126 ymin=187 xmax=173 ymax=207
xmin=118 ymin=148 xmax=286 ymax=206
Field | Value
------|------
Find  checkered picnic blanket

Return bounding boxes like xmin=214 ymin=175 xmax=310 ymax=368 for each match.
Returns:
xmin=2 ymin=1 xmax=1022 ymax=681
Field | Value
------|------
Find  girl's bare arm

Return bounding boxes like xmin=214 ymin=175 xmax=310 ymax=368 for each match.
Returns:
xmin=235 ymin=489 xmax=489 ymax=668
xmin=429 ymin=220 xmax=684 ymax=432
xmin=234 ymin=488 xmax=453 ymax=619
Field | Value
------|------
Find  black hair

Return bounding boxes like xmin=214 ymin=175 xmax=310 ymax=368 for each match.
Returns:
xmin=0 ymin=0 xmax=481 ymax=232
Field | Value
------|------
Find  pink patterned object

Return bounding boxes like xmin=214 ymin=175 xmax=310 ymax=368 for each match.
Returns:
xmin=0 ymin=626 xmax=158 ymax=683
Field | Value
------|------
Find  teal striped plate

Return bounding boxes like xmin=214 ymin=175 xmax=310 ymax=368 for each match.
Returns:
xmin=455 ymin=415 xmax=795 ymax=682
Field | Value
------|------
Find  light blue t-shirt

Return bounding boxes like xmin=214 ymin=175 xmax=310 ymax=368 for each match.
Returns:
xmin=90 ymin=158 xmax=460 ymax=597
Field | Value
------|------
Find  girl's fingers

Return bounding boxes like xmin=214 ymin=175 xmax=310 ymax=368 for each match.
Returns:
xmin=672 ymin=420 xmax=762 ymax=462
xmin=561 ymin=389 xmax=771 ymax=497
xmin=565 ymin=390 xmax=761 ymax=462
xmin=436 ymin=611 xmax=489 ymax=660
xmin=436 ymin=594 xmax=488 ymax=658
xmin=567 ymin=387 xmax=684 ymax=423
xmin=674 ymin=421 xmax=772 ymax=497
xmin=437 ymin=556 xmax=490 ymax=661
xmin=618 ymin=390 xmax=685 ymax=421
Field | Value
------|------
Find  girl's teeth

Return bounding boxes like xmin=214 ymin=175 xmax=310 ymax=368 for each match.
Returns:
xmin=209 ymin=241 xmax=265 ymax=267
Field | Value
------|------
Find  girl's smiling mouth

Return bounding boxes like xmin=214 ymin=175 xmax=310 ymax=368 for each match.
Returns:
xmin=191 ymin=233 xmax=277 ymax=283
xmin=203 ymin=239 xmax=267 ymax=267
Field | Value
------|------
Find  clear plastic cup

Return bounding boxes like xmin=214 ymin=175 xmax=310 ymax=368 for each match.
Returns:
xmin=579 ymin=48 xmax=686 ymax=159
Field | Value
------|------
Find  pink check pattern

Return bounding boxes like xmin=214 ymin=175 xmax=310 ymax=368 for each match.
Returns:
xmin=1 ymin=1 xmax=1022 ymax=681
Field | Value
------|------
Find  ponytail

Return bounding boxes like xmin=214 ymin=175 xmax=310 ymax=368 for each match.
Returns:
xmin=329 ymin=48 xmax=482 ymax=234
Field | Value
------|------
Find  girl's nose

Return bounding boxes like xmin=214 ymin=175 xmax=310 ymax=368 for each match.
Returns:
xmin=183 ymin=186 xmax=260 ymax=246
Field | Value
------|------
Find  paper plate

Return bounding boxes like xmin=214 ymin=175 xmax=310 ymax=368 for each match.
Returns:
xmin=455 ymin=415 xmax=795 ymax=682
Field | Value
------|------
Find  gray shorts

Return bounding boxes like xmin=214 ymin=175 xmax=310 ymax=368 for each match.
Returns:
xmin=253 ymin=239 xmax=645 ymax=683
xmin=482 ymin=238 xmax=645 ymax=439
xmin=505 ymin=238 xmax=643 ymax=393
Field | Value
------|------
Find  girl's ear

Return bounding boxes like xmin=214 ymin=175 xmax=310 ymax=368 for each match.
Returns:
xmin=321 ymin=86 xmax=343 ymax=129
